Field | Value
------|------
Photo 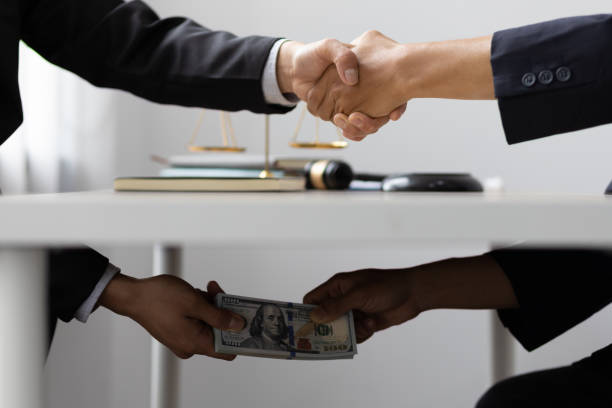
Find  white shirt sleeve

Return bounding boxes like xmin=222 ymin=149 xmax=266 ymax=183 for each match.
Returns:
xmin=74 ymin=262 xmax=120 ymax=323
xmin=262 ymin=39 xmax=299 ymax=107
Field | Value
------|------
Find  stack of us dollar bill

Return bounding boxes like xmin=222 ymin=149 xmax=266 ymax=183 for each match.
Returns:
xmin=213 ymin=293 xmax=357 ymax=360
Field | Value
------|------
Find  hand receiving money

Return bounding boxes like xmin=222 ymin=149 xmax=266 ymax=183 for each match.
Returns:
xmin=304 ymin=256 xmax=519 ymax=344
xmin=304 ymin=268 xmax=420 ymax=344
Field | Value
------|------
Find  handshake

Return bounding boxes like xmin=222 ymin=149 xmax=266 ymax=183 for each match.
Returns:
xmin=277 ymin=31 xmax=495 ymax=140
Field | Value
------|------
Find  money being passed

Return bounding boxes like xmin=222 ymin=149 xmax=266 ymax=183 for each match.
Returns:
xmin=213 ymin=293 xmax=357 ymax=360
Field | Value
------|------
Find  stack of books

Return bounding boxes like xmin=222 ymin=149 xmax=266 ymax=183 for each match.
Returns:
xmin=114 ymin=154 xmax=306 ymax=192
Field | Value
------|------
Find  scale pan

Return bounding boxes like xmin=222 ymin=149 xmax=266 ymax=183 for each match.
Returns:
xmin=290 ymin=106 xmax=348 ymax=150
xmin=188 ymin=146 xmax=246 ymax=153
xmin=289 ymin=141 xmax=348 ymax=149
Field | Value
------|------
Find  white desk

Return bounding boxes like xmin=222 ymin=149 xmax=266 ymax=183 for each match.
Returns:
xmin=1 ymin=190 xmax=612 ymax=408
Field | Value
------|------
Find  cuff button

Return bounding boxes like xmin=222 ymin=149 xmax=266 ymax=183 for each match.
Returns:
xmin=556 ymin=66 xmax=572 ymax=82
xmin=538 ymin=70 xmax=554 ymax=85
xmin=522 ymin=73 xmax=537 ymax=87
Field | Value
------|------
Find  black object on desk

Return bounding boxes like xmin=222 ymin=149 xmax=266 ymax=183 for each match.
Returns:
xmin=605 ymin=180 xmax=612 ymax=195
xmin=382 ymin=173 xmax=483 ymax=192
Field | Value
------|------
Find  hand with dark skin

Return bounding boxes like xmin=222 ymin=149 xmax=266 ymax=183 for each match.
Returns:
xmin=100 ymin=275 xmax=243 ymax=360
xmin=304 ymin=255 xmax=518 ymax=343
xmin=274 ymin=38 xmax=407 ymax=141
xmin=306 ymin=30 xmax=495 ymax=141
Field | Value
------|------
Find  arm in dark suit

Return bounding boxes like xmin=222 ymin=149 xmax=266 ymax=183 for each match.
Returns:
xmin=47 ymin=248 xmax=109 ymax=342
xmin=491 ymin=14 xmax=612 ymax=144
xmin=489 ymin=248 xmax=612 ymax=351
xmin=17 ymin=0 xmax=290 ymax=332
xmin=487 ymin=16 xmax=612 ymax=350
xmin=20 ymin=0 xmax=291 ymax=114
xmin=48 ymin=249 xmax=109 ymax=323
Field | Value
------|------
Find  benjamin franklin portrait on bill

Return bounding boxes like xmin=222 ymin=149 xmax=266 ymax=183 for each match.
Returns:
xmin=240 ymin=303 xmax=291 ymax=351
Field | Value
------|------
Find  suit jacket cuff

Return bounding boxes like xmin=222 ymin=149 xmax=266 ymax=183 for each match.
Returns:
xmin=490 ymin=247 xmax=612 ymax=351
xmin=48 ymin=248 xmax=110 ymax=323
xmin=491 ymin=14 xmax=612 ymax=144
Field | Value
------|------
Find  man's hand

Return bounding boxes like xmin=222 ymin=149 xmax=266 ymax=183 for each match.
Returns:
xmin=275 ymin=38 xmax=403 ymax=140
xmin=307 ymin=31 xmax=412 ymax=128
xmin=276 ymin=39 xmax=359 ymax=101
xmin=304 ymin=255 xmax=518 ymax=344
xmin=307 ymin=30 xmax=495 ymax=141
xmin=304 ymin=268 xmax=420 ymax=344
xmin=100 ymin=275 xmax=244 ymax=360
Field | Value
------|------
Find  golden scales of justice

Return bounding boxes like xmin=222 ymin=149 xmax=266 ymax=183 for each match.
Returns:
xmin=187 ymin=106 xmax=348 ymax=178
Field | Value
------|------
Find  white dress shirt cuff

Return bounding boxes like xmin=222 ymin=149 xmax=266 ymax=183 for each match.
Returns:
xmin=262 ymin=39 xmax=299 ymax=107
xmin=74 ymin=262 xmax=120 ymax=323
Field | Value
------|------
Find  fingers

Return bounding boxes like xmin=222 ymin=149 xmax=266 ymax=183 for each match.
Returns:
xmin=306 ymin=65 xmax=337 ymax=121
xmin=354 ymin=318 xmax=376 ymax=343
xmin=206 ymin=280 xmax=225 ymax=297
xmin=348 ymin=112 xmax=389 ymax=135
xmin=189 ymin=292 xmax=245 ymax=332
xmin=174 ymin=321 xmax=236 ymax=361
xmin=197 ymin=280 xmax=224 ymax=303
xmin=192 ymin=323 xmax=236 ymax=361
xmin=309 ymin=287 xmax=368 ymax=324
xmin=333 ymin=112 xmax=390 ymax=141
xmin=197 ymin=288 xmax=214 ymax=304
xmin=316 ymin=38 xmax=359 ymax=85
xmin=334 ymin=113 xmax=365 ymax=141
xmin=304 ymin=271 xmax=363 ymax=306
xmin=389 ymin=103 xmax=407 ymax=121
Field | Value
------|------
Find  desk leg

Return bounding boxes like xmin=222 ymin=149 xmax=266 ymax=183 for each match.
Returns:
xmin=0 ymin=248 xmax=45 ymax=408
xmin=490 ymin=311 xmax=514 ymax=383
xmin=150 ymin=245 xmax=182 ymax=408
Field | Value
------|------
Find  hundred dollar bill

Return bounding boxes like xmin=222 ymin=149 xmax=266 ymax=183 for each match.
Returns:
xmin=213 ymin=293 xmax=357 ymax=360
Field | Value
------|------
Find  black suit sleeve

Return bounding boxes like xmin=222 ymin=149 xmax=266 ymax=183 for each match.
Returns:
xmin=490 ymin=14 xmax=612 ymax=144
xmin=489 ymin=248 xmax=612 ymax=351
xmin=20 ymin=0 xmax=291 ymax=114
xmin=48 ymin=248 xmax=109 ymax=323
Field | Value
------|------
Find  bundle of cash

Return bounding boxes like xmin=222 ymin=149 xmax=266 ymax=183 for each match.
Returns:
xmin=213 ymin=293 xmax=357 ymax=360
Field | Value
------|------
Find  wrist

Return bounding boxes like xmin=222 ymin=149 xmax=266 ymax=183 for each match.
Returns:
xmin=407 ymin=264 xmax=435 ymax=314
xmin=276 ymin=40 xmax=302 ymax=94
xmin=410 ymin=255 xmax=519 ymax=312
xmin=99 ymin=273 xmax=140 ymax=317
xmin=405 ymin=36 xmax=494 ymax=100
xmin=395 ymin=42 xmax=428 ymax=100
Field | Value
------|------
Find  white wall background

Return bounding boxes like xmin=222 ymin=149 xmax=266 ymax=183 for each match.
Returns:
xmin=8 ymin=0 xmax=610 ymax=407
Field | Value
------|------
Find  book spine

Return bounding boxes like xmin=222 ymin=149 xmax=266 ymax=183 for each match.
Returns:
xmin=160 ymin=168 xmax=285 ymax=179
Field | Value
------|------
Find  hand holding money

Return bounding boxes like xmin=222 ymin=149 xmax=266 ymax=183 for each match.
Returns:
xmin=101 ymin=278 xmax=244 ymax=360
xmin=214 ymin=294 xmax=357 ymax=360
xmin=304 ymin=268 xmax=420 ymax=344
xmin=304 ymin=256 xmax=519 ymax=343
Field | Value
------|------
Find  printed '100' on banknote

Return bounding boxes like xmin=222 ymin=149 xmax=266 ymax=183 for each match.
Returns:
xmin=213 ymin=293 xmax=357 ymax=360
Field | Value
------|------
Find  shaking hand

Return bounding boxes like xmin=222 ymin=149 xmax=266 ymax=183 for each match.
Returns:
xmin=306 ymin=30 xmax=495 ymax=141
xmin=275 ymin=37 xmax=404 ymax=140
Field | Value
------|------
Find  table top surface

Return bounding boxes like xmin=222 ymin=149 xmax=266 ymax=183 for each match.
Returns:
xmin=0 ymin=190 xmax=611 ymax=245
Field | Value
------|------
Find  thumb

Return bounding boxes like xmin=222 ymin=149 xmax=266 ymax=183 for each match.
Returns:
xmin=317 ymin=39 xmax=359 ymax=86
xmin=190 ymin=295 xmax=245 ymax=332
